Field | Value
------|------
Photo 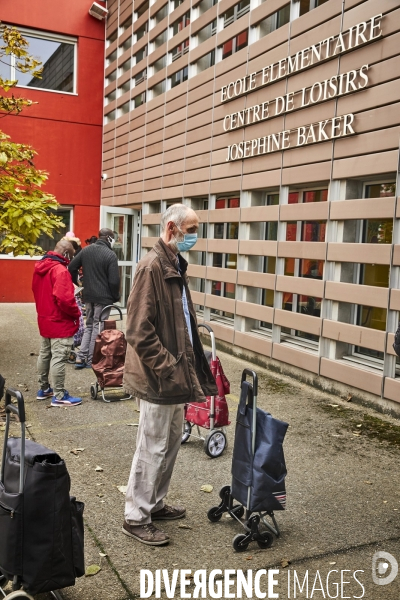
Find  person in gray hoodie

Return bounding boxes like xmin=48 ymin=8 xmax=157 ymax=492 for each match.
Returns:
xmin=68 ymin=228 xmax=120 ymax=369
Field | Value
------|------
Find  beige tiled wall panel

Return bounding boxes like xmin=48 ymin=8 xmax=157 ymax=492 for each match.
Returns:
xmin=274 ymin=308 xmax=322 ymax=336
xmin=320 ymin=358 xmax=383 ymax=396
xmin=234 ymin=331 xmax=272 ymax=358
xmin=322 ymin=320 xmax=386 ymax=352
xmin=330 ymin=198 xmax=396 ymax=220
xmin=327 ymin=243 xmax=391 ymax=265
xmin=325 ymin=281 xmax=389 ymax=308
xmin=235 ymin=301 xmax=274 ymax=323
xmin=272 ymin=344 xmax=320 ymax=374
xmin=383 ymin=377 xmax=400 ymax=404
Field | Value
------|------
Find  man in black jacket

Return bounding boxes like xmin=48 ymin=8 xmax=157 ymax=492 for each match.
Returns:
xmin=68 ymin=228 xmax=120 ymax=369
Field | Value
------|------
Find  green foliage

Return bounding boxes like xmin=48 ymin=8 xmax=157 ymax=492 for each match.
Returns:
xmin=0 ymin=23 xmax=64 ymax=256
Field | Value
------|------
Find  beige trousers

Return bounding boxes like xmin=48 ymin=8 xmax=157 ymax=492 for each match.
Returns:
xmin=125 ymin=399 xmax=184 ymax=525
xmin=37 ymin=336 xmax=73 ymax=399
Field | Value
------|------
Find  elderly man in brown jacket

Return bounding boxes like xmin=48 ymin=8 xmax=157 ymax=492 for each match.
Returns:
xmin=122 ymin=203 xmax=218 ymax=546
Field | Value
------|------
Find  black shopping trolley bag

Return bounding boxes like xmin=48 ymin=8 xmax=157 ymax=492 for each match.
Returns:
xmin=231 ymin=381 xmax=288 ymax=513
xmin=0 ymin=437 xmax=85 ymax=594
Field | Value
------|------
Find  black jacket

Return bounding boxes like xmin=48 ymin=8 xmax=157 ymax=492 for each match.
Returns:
xmin=68 ymin=239 xmax=120 ymax=305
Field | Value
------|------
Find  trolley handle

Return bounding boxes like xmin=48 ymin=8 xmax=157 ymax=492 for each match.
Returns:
xmin=5 ymin=388 xmax=25 ymax=423
xmin=241 ymin=369 xmax=258 ymax=397
xmin=198 ymin=323 xmax=216 ymax=361
xmin=100 ymin=304 xmax=123 ymax=322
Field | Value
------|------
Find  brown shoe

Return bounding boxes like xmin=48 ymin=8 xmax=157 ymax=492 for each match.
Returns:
xmin=151 ymin=504 xmax=186 ymax=520
xmin=122 ymin=521 xmax=169 ymax=546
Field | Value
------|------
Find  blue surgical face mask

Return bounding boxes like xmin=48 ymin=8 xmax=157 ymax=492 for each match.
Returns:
xmin=175 ymin=225 xmax=198 ymax=252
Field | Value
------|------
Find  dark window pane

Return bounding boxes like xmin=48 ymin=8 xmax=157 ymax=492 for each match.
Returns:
xmin=304 ymin=189 xmax=328 ymax=202
xmin=363 ymin=219 xmax=393 ymax=244
xmin=365 ymin=183 xmax=396 ymax=198
xmin=301 ymin=221 xmax=326 ymax=242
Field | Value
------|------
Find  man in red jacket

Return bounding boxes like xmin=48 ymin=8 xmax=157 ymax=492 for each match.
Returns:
xmin=32 ymin=240 xmax=82 ymax=407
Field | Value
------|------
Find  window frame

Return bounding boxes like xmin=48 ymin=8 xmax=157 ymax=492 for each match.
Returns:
xmin=4 ymin=26 xmax=78 ymax=95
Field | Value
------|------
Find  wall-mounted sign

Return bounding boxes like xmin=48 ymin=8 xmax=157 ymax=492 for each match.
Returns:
xmin=221 ymin=14 xmax=383 ymax=162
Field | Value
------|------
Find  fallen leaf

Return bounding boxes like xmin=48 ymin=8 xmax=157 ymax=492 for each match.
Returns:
xmin=329 ymin=562 xmax=336 ymax=565
xmin=363 ymin=481 xmax=372 ymax=485
xmin=172 ymin=563 xmax=178 ymax=567
xmin=117 ymin=485 xmax=127 ymax=494
xmin=70 ymin=448 xmax=85 ymax=455
xmin=328 ymin=404 xmax=339 ymax=408
xmin=178 ymin=524 xmax=192 ymax=530
xmin=200 ymin=485 xmax=213 ymax=493
xmin=85 ymin=565 xmax=101 ymax=577
xmin=346 ymin=394 xmax=353 ymax=402
xmin=29 ymin=352 xmax=37 ymax=356
xmin=95 ymin=466 xmax=103 ymax=472
xmin=245 ymin=556 xmax=252 ymax=561
xmin=383 ymin=500 xmax=388 ymax=504
xmin=281 ymin=559 xmax=291 ymax=568
xmin=356 ymin=424 xmax=362 ymax=428
xmin=97 ymin=494 xmax=104 ymax=498
xmin=99 ymin=552 xmax=107 ymax=558
xmin=126 ymin=423 xmax=138 ymax=427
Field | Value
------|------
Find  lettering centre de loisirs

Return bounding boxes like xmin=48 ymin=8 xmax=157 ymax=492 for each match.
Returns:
xmin=220 ymin=14 xmax=383 ymax=162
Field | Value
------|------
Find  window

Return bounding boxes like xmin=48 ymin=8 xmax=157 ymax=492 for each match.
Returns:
xmin=121 ymin=36 xmax=132 ymax=52
xmin=118 ymin=80 xmax=131 ymax=95
xmin=120 ymin=58 xmax=132 ymax=73
xmin=106 ymin=70 xmax=117 ymax=85
xmin=1 ymin=29 xmax=77 ymax=93
xmin=120 ymin=16 xmax=133 ymax=32
xmin=221 ymin=30 xmax=248 ymax=59
xmin=153 ymin=30 xmax=168 ymax=48
xmin=35 ymin=209 xmax=72 ymax=253
xmin=107 ymin=49 xmax=118 ymax=65
xmin=258 ymin=4 xmax=290 ymax=38
xmin=216 ymin=197 xmax=240 ymax=208
xmin=135 ymin=46 xmax=148 ymax=63
xmin=211 ymin=253 xmax=237 ymax=320
xmin=299 ymin=0 xmax=330 ymax=16
xmin=107 ymin=30 xmax=118 ymax=46
xmin=365 ymin=182 xmax=396 ymax=198
xmin=195 ymin=50 xmax=215 ymax=72
xmin=172 ymin=39 xmax=189 ymax=61
xmin=150 ymin=80 xmax=166 ymax=97
xmin=135 ymin=68 xmax=147 ymax=85
xmin=197 ymin=21 xmax=217 ymax=44
xmin=223 ymin=0 xmax=250 ymax=28
xmin=150 ymin=55 xmax=166 ymax=73
xmin=214 ymin=223 xmax=238 ymax=240
xmin=170 ymin=66 xmax=188 ymax=88
xmin=105 ymin=90 xmax=117 ymax=104
xmin=174 ymin=0 xmax=184 ymax=8
xmin=136 ymin=1 xmax=149 ymax=17
xmin=154 ymin=3 xmax=169 ymax=24
xmin=105 ymin=109 xmax=116 ymax=123
xmin=118 ymin=101 xmax=131 ymax=117
xmin=136 ymin=23 xmax=148 ymax=41
xmin=172 ymin=12 xmax=191 ymax=36
xmin=133 ymin=92 xmax=146 ymax=108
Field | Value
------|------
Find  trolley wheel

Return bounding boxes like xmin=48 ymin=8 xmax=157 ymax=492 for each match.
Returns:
xmin=257 ymin=531 xmax=274 ymax=549
xmin=204 ymin=430 xmax=227 ymax=458
xmin=219 ymin=485 xmax=231 ymax=500
xmin=231 ymin=505 xmax=245 ymax=519
xmin=4 ymin=591 xmax=35 ymax=600
xmin=181 ymin=420 xmax=192 ymax=444
xmin=90 ymin=384 xmax=98 ymax=399
xmin=67 ymin=350 xmax=77 ymax=364
xmin=207 ymin=507 xmax=222 ymax=522
xmin=232 ymin=533 xmax=250 ymax=553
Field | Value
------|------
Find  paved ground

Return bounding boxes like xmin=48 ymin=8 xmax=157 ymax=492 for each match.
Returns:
xmin=0 ymin=303 xmax=399 ymax=600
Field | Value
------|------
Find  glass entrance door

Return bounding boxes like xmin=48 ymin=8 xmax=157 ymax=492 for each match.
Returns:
xmin=101 ymin=207 xmax=140 ymax=308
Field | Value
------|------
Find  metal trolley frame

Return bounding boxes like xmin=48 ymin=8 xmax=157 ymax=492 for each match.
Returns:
xmin=90 ymin=305 xmax=132 ymax=403
xmin=206 ymin=369 xmax=281 ymax=552
xmin=181 ymin=324 xmax=228 ymax=458
xmin=0 ymin=389 xmax=63 ymax=600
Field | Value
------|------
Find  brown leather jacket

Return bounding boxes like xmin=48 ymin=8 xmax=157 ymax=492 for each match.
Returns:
xmin=123 ymin=239 xmax=218 ymax=405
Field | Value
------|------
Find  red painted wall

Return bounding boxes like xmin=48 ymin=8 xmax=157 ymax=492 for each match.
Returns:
xmin=0 ymin=0 xmax=106 ymax=301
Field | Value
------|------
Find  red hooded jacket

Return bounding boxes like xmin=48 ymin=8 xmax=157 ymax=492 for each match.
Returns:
xmin=32 ymin=252 xmax=80 ymax=338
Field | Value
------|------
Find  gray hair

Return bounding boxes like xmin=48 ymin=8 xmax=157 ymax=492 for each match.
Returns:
xmin=160 ymin=203 xmax=191 ymax=233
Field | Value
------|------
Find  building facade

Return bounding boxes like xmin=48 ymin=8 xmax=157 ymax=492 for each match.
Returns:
xmin=0 ymin=0 xmax=106 ymax=301
xmin=102 ymin=0 xmax=400 ymax=412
